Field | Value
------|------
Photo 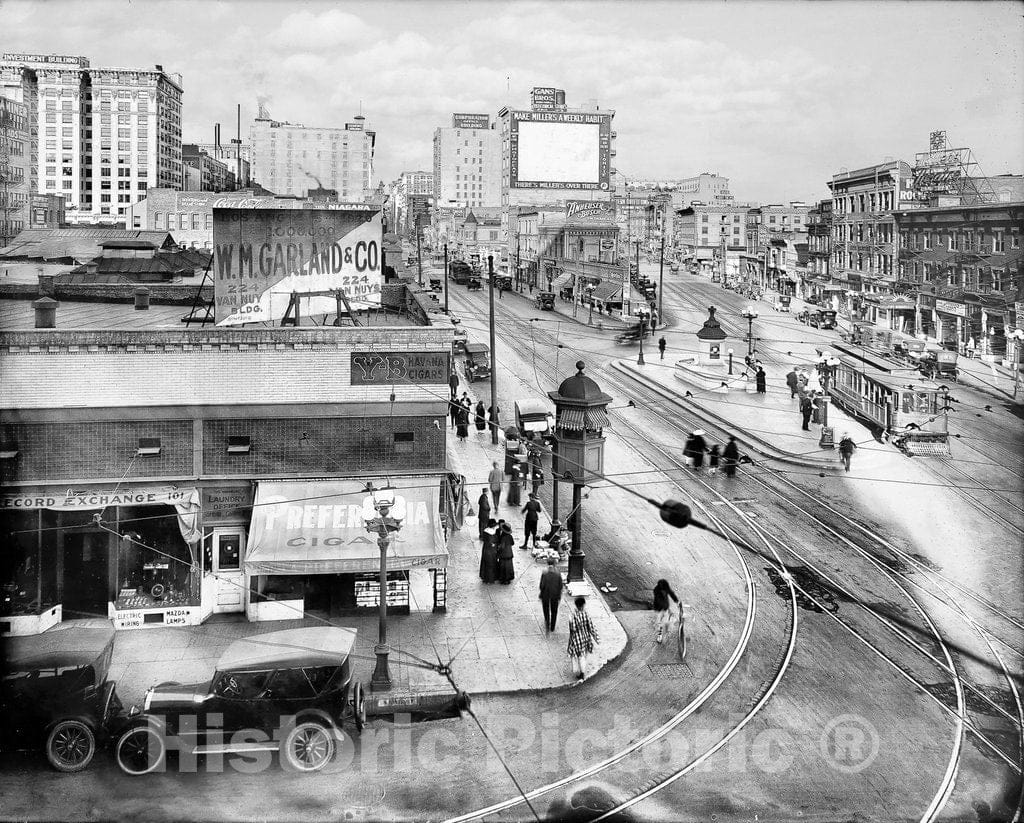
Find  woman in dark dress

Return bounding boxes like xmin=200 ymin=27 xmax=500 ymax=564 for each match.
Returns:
xmin=683 ymin=429 xmax=708 ymax=469
xmin=456 ymin=404 xmax=470 ymax=441
xmin=496 ymin=522 xmax=516 ymax=584
xmin=474 ymin=400 xmax=487 ymax=431
xmin=755 ymin=367 xmax=767 ymax=394
xmin=479 ymin=519 xmax=498 ymax=584
xmin=722 ymin=435 xmax=740 ymax=478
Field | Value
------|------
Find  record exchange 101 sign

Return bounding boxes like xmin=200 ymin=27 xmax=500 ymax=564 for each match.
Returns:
xmin=212 ymin=207 xmax=383 ymax=325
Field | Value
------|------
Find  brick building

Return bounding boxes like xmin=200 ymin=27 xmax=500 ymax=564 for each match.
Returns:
xmin=0 ymin=323 xmax=456 ymax=636
xmin=892 ymin=199 xmax=1023 ymax=355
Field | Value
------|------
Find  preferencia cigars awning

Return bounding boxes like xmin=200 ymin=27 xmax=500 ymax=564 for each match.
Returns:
xmin=245 ymin=477 xmax=448 ymax=575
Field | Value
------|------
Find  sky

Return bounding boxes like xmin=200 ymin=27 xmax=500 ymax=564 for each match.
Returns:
xmin=2 ymin=0 xmax=1022 ymax=204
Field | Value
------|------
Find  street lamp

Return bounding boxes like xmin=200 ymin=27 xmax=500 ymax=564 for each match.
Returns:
xmin=586 ymin=284 xmax=596 ymax=325
xmin=636 ymin=308 xmax=648 ymax=365
xmin=362 ymin=486 xmax=406 ymax=692
xmin=727 ymin=347 xmax=734 ymax=375
xmin=741 ymin=305 xmax=759 ymax=357
xmin=1008 ymin=328 xmax=1024 ymax=398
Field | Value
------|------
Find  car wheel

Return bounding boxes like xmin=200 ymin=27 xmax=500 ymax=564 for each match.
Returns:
xmin=115 ymin=725 xmax=166 ymax=775
xmin=46 ymin=720 xmax=96 ymax=772
xmin=352 ymin=681 xmax=366 ymax=734
xmin=280 ymin=721 xmax=336 ymax=773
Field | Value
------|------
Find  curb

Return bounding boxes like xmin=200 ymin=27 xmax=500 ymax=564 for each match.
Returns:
xmin=611 ymin=360 xmax=837 ymax=472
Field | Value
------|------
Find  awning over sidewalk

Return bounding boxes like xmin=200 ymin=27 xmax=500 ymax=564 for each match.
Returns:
xmin=245 ymin=477 xmax=448 ymax=575
xmin=591 ymin=281 xmax=623 ymax=302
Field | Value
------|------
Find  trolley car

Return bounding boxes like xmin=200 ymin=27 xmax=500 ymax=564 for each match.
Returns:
xmin=827 ymin=343 xmax=950 ymax=455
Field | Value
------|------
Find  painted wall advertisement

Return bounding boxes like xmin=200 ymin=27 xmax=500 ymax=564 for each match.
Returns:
xmin=452 ymin=113 xmax=490 ymax=129
xmin=212 ymin=208 xmax=382 ymax=325
xmin=566 ymin=200 xmax=616 ymax=222
xmin=509 ymin=110 xmax=612 ymax=191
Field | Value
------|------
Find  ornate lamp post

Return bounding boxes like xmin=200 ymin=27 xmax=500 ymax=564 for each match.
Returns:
xmin=727 ymin=347 xmax=734 ymax=375
xmin=362 ymin=486 xmax=405 ymax=691
xmin=636 ymin=307 xmax=649 ymax=365
xmin=548 ymin=362 xmax=611 ymax=583
xmin=741 ymin=305 xmax=759 ymax=357
xmin=818 ymin=354 xmax=840 ymax=448
xmin=586 ymin=284 xmax=596 ymax=325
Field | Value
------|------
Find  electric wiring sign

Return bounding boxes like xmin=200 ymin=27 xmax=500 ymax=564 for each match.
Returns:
xmin=212 ymin=208 xmax=382 ymax=325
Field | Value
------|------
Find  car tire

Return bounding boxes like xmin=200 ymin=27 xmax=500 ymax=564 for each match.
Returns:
xmin=46 ymin=719 xmax=96 ymax=772
xmin=352 ymin=681 xmax=366 ymax=734
xmin=115 ymin=724 xmax=166 ymax=775
xmin=280 ymin=721 xmax=336 ymax=773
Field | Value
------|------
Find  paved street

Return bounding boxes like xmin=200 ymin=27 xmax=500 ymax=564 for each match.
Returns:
xmin=3 ymin=5 xmax=1022 ymax=821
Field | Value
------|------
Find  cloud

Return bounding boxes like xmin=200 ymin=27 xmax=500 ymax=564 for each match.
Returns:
xmin=275 ymin=9 xmax=376 ymax=51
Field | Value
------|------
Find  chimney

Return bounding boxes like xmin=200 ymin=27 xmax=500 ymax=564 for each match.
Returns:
xmin=33 ymin=297 xmax=58 ymax=329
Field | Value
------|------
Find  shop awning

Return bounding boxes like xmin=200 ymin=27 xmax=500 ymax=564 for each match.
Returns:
xmin=245 ymin=477 xmax=448 ymax=575
xmin=591 ymin=281 xmax=623 ymax=302
xmin=556 ymin=407 xmax=610 ymax=431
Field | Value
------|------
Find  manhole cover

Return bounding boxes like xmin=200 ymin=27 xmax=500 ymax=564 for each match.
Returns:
xmin=648 ymin=663 xmax=690 ymax=678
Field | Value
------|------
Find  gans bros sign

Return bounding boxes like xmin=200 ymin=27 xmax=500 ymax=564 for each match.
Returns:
xmin=213 ymin=208 xmax=382 ymax=325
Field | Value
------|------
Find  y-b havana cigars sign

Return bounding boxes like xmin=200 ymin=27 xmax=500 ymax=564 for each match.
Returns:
xmin=212 ymin=207 xmax=383 ymax=325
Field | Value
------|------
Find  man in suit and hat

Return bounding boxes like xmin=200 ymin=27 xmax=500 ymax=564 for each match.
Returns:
xmin=538 ymin=558 xmax=564 ymax=633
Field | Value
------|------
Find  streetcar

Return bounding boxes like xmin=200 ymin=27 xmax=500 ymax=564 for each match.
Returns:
xmin=827 ymin=343 xmax=950 ymax=456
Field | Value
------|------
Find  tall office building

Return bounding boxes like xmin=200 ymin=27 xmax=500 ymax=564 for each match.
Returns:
xmin=0 ymin=95 xmax=30 ymax=245
xmin=249 ymin=104 xmax=375 ymax=200
xmin=0 ymin=53 xmax=183 ymax=225
xmin=432 ymin=113 xmax=501 ymax=209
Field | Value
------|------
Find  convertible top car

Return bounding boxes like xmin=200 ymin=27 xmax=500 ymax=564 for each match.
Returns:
xmin=115 ymin=626 xmax=363 ymax=775
xmin=2 ymin=620 xmax=125 ymax=772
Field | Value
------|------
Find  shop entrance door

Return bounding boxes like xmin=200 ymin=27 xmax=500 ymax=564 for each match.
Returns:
xmin=212 ymin=528 xmax=244 ymax=614
xmin=62 ymin=531 xmax=110 ymax=619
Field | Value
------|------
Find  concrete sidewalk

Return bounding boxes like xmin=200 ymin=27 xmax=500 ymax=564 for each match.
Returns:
xmin=613 ymin=358 xmax=895 ymax=476
xmin=107 ymin=382 xmax=628 ymax=711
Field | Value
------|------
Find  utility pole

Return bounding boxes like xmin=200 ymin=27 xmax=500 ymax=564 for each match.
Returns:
xmin=443 ymin=243 xmax=449 ymax=314
xmin=658 ymin=236 xmax=665 ymax=326
xmin=416 ymin=222 xmax=423 ymax=287
xmin=488 ymin=255 xmax=498 ymax=445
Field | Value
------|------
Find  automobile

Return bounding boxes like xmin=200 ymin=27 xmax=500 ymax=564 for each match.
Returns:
xmin=114 ymin=627 xmax=363 ymax=775
xmin=514 ymin=398 xmax=555 ymax=445
xmin=450 ymin=261 xmax=472 ymax=285
xmin=808 ymin=309 xmax=837 ymax=330
xmin=534 ymin=291 xmax=555 ymax=311
xmin=1 ymin=620 xmax=126 ymax=772
xmin=491 ymin=274 xmax=513 ymax=291
xmin=615 ymin=324 xmax=647 ymax=344
xmin=774 ymin=295 xmax=792 ymax=312
xmin=451 ymin=318 xmax=468 ymax=353
xmin=464 ymin=343 xmax=491 ymax=382
xmin=467 ymin=276 xmax=482 ymax=291
xmin=429 ymin=278 xmax=443 ymax=293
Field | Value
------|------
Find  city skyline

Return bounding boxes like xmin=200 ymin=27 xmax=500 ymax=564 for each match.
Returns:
xmin=2 ymin=0 xmax=1022 ymax=203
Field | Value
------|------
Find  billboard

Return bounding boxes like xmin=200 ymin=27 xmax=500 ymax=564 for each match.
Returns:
xmin=566 ymin=200 xmax=615 ymax=222
xmin=452 ymin=113 xmax=490 ymax=130
xmin=531 ymin=87 xmax=565 ymax=110
xmin=213 ymin=208 xmax=382 ymax=325
xmin=509 ymin=110 xmax=611 ymax=191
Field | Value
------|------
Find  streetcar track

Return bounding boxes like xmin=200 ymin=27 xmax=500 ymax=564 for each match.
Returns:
xmin=449 ymin=285 xmax=1020 ymax=818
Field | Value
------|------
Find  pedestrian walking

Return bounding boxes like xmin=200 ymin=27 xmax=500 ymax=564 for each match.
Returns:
xmin=539 ymin=558 xmax=564 ymax=633
xmin=838 ymin=433 xmax=857 ymax=472
xmin=496 ymin=522 xmax=516 ymax=584
xmin=708 ymin=445 xmax=721 ymax=475
xmin=507 ymin=461 xmax=523 ymax=507
xmin=521 ymin=493 xmax=542 ymax=548
xmin=488 ymin=460 xmax=504 ymax=508
xmin=658 ymin=336 xmax=667 ymax=360
xmin=474 ymin=400 xmax=487 ymax=432
xmin=722 ymin=436 xmax=740 ymax=478
xmin=488 ymin=403 xmax=500 ymax=434
xmin=449 ymin=398 xmax=460 ymax=429
xmin=683 ymin=429 xmax=708 ymax=469
xmin=479 ymin=520 xmax=498 ymax=584
xmin=653 ymin=579 xmax=680 ymax=644
xmin=460 ymin=392 xmax=472 ymax=414
xmin=456 ymin=404 xmax=470 ymax=441
xmin=567 ymin=597 xmax=599 ymax=680
xmin=477 ymin=487 xmax=491 ymax=539
xmin=448 ymin=369 xmax=460 ymax=401
xmin=799 ymin=394 xmax=813 ymax=431
xmin=786 ymin=367 xmax=799 ymax=399
xmin=531 ymin=464 xmax=545 ymax=496
xmin=755 ymin=366 xmax=767 ymax=394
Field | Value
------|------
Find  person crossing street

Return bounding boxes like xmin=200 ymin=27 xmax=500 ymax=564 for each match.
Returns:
xmin=658 ymin=336 xmax=667 ymax=360
xmin=838 ymin=433 xmax=857 ymax=472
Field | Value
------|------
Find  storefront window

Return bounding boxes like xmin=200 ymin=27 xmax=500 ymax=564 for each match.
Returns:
xmin=114 ymin=504 xmax=199 ymax=610
xmin=1 ymin=511 xmax=46 ymax=617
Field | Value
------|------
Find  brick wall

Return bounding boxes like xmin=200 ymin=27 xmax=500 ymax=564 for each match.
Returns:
xmin=2 ymin=414 xmax=445 ymax=485
xmin=2 ymin=419 xmax=194 ymax=484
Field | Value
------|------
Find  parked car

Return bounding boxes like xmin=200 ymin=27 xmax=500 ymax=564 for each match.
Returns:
xmin=1 ymin=620 xmax=126 ymax=772
xmin=534 ymin=291 xmax=555 ymax=311
xmin=465 ymin=343 xmax=491 ymax=382
xmin=514 ymin=399 xmax=555 ymax=445
xmin=114 ymin=627 xmax=363 ymax=775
